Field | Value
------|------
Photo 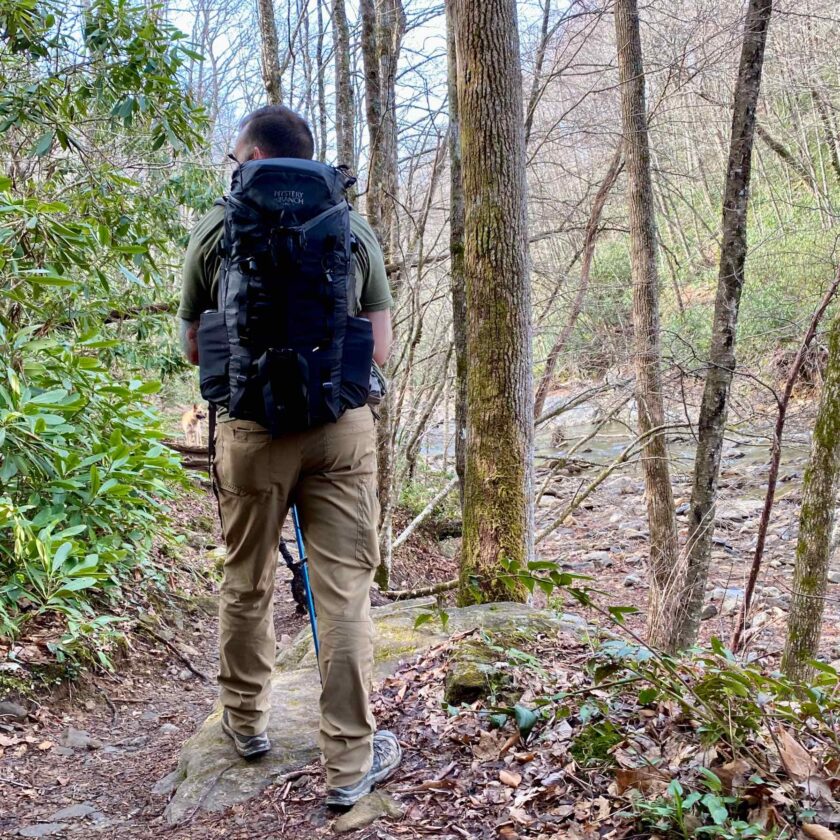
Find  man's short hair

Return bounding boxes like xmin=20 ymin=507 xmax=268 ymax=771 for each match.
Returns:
xmin=238 ymin=106 xmax=314 ymax=159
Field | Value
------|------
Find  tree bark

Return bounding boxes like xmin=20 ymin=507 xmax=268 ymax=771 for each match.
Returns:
xmin=332 ymin=0 xmax=355 ymax=170
xmin=614 ymin=0 xmax=681 ymax=652
xmin=360 ymin=0 xmax=405 ymax=590
xmin=455 ymin=0 xmax=533 ymax=604
xmin=360 ymin=0 xmax=384 ymax=230
xmin=315 ymin=0 xmax=328 ymax=162
xmin=677 ymin=0 xmax=773 ymax=650
xmin=446 ymin=0 xmax=467 ymax=503
xmin=256 ymin=0 xmax=283 ymax=105
xmin=782 ymin=307 xmax=840 ymax=682
xmin=523 ymin=0 xmax=551 ymax=147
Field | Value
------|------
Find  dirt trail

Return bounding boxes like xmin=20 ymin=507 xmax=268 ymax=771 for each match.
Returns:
xmin=1 ymin=489 xmax=310 ymax=839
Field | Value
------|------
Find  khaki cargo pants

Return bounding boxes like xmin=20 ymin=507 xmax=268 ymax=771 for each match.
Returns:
xmin=213 ymin=406 xmax=379 ymax=788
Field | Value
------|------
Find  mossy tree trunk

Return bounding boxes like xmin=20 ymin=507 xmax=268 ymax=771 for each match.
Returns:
xmin=614 ymin=0 xmax=681 ymax=651
xmin=782 ymin=309 xmax=840 ymax=681
xmin=446 ymin=0 xmax=467 ymax=505
xmin=454 ymin=0 xmax=533 ymax=605
xmin=677 ymin=0 xmax=773 ymax=649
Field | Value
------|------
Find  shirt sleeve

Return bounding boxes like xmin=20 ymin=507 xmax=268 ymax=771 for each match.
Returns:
xmin=178 ymin=205 xmax=225 ymax=322
xmin=350 ymin=211 xmax=393 ymax=313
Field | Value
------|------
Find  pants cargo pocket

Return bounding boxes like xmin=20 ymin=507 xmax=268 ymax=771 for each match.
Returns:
xmin=355 ymin=472 xmax=381 ymax=568
xmin=216 ymin=422 xmax=273 ymax=495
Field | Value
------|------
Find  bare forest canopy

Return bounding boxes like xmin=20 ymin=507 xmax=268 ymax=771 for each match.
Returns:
xmin=1 ymin=0 xmax=840 ymax=686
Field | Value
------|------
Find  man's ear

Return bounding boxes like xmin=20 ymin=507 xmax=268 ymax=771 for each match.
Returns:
xmin=251 ymin=145 xmax=267 ymax=160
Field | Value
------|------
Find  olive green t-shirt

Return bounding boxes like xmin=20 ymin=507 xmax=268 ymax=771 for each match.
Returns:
xmin=178 ymin=203 xmax=392 ymax=321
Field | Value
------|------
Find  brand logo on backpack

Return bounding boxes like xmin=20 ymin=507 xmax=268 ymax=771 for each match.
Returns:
xmin=273 ymin=189 xmax=305 ymax=207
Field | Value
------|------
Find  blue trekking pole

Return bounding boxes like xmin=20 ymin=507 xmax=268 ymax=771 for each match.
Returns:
xmin=291 ymin=504 xmax=319 ymax=660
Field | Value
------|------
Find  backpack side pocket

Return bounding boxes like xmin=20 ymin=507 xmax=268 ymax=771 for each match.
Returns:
xmin=197 ymin=311 xmax=230 ymax=406
xmin=340 ymin=316 xmax=374 ymax=410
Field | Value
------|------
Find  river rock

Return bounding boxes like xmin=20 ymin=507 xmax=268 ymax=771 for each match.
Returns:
xmin=48 ymin=803 xmax=96 ymax=821
xmin=717 ymin=499 xmax=764 ymax=523
xmin=18 ymin=826 xmax=68 ymax=838
xmin=701 ymin=604 xmax=718 ymax=620
xmin=581 ymin=550 xmax=613 ymax=568
xmin=333 ymin=791 xmax=404 ymax=833
xmin=0 ymin=701 xmax=27 ymax=720
xmin=60 ymin=727 xmax=101 ymax=750
xmin=165 ymin=600 xmax=591 ymax=823
xmin=709 ymin=587 xmax=744 ymax=615
xmin=828 ymin=571 xmax=840 ymax=585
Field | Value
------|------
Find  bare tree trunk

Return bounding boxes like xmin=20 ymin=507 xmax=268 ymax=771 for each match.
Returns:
xmin=315 ymin=0 xmax=328 ymax=162
xmin=332 ymin=0 xmax=355 ymax=169
xmin=523 ymin=0 xmax=551 ymax=146
xmin=677 ymin=0 xmax=773 ymax=650
xmin=614 ymin=0 xmax=681 ymax=652
xmin=812 ymin=86 xmax=840 ymax=185
xmin=360 ymin=0 xmax=383 ymax=229
xmin=361 ymin=0 xmax=404 ymax=591
xmin=455 ymin=0 xmax=533 ymax=605
xmin=782 ymin=307 xmax=840 ymax=682
xmin=533 ymin=144 xmax=623 ymax=419
xmin=446 ymin=0 xmax=467 ymax=503
xmin=257 ymin=0 xmax=283 ymax=105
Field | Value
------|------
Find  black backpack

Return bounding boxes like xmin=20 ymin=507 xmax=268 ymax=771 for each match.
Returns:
xmin=196 ymin=158 xmax=374 ymax=436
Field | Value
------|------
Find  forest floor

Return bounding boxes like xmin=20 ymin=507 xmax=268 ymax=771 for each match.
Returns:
xmin=2 ymin=394 xmax=840 ymax=839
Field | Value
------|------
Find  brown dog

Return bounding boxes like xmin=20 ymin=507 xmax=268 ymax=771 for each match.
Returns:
xmin=181 ymin=403 xmax=207 ymax=448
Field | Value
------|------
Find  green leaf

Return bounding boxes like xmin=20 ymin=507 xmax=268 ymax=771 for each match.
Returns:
xmin=697 ymin=767 xmax=723 ymax=793
xmin=701 ymin=793 xmax=728 ymax=825
xmin=512 ymin=704 xmax=539 ymax=741
xmin=30 ymin=389 xmax=69 ymax=405
xmin=22 ymin=272 xmax=76 ymax=287
xmin=31 ymin=130 xmax=55 ymax=157
xmin=52 ymin=576 xmax=98 ymax=596
xmin=51 ymin=541 xmax=73 ymax=573
xmin=413 ymin=612 xmax=433 ymax=629
xmin=638 ymin=687 xmax=658 ymax=705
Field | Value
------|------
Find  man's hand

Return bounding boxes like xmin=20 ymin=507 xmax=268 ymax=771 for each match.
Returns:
xmin=360 ymin=309 xmax=392 ymax=366
xmin=180 ymin=318 xmax=200 ymax=366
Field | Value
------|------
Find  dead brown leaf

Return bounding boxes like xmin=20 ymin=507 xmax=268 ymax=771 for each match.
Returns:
xmin=715 ymin=758 xmax=752 ymax=794
xmin=747 ymin=803 xmax=783 ymax=831
xmin=500 ymin=769 xmax=522 ymax=788
xmin=779 ymin=730 xmax=816 ymax=782
xmin=508 ymin=806 xmax=535 ymax=826
xmin=473 ymin=729 xmax=503 ymax=762
xmin=614 ymin=766 xmax=670 ymax=795
xmin=595 ymin=796 xmax=611 ymax=820
xmin=802 ymin=824 xmax=839 ymax=840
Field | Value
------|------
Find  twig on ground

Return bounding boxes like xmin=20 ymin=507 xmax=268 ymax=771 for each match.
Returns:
xmin=383 ymin=578 xmax=458 ymax=600
xmin=137 ymin=624 xmax=211 ymax=683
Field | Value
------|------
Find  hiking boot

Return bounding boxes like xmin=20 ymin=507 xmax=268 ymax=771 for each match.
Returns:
xmin=325 ymin=731 xmax=402 ymax=809
xmin=221 ymin=709 xmax=271 ymax=761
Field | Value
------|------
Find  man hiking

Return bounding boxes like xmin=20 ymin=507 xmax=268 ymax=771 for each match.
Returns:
xmin=178 ymin=105 xmax=401 ymax=808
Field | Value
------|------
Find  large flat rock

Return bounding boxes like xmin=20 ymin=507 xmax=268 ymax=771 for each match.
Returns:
xmin=164 ymin=598 xmax=587 ymax=823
